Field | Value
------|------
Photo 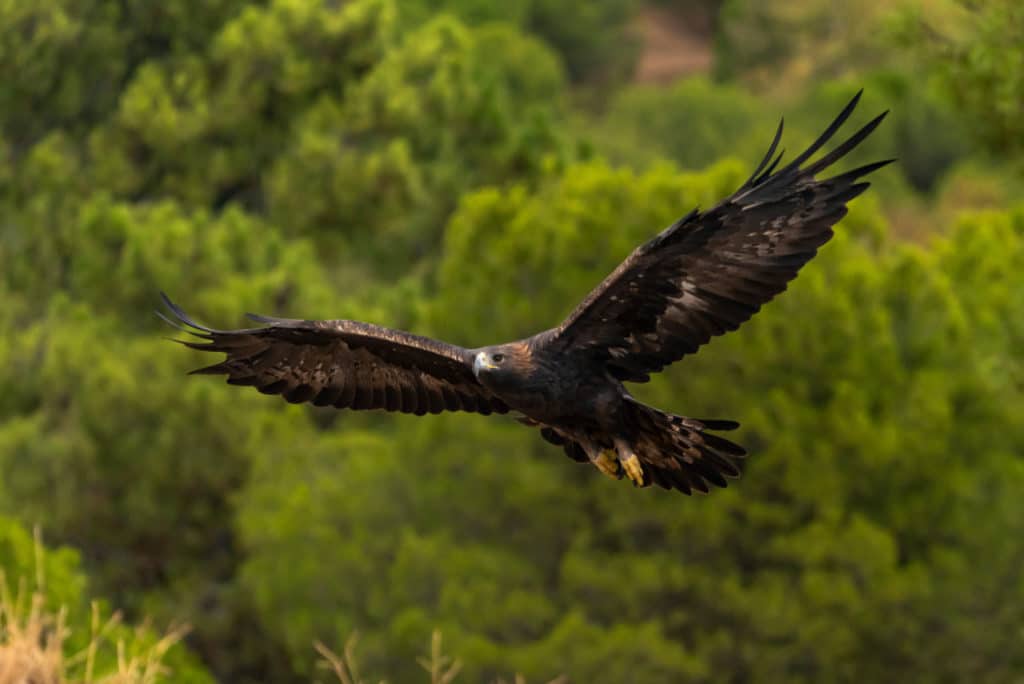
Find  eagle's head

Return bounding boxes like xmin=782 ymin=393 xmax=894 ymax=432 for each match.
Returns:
xmin=472 ymin=343 xmax=531 ymax=385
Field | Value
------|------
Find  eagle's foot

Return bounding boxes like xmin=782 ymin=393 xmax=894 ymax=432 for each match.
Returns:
xmin=620 ymin=452 xmax=645 ymax=487
xmin=592 ymin=449 xmax=623 ymax=480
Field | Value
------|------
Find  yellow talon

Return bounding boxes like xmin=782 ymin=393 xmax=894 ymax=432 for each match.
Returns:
xmin=593 ymin=449 xmax=622 ymax=480
xmin=621 ymin=453 xmax=645 ymax=486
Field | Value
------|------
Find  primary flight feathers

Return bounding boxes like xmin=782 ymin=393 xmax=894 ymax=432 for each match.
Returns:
xmin=163 ymin=91 xmax=890 ymax=495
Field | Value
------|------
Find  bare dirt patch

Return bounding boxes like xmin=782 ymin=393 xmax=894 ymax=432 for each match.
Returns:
xmin=633 ymin=4 xmax=714 ymax=84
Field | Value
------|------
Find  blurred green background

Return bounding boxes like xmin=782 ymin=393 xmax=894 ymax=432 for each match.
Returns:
xmin=1 ymin=0 xmax=1022 ymax=681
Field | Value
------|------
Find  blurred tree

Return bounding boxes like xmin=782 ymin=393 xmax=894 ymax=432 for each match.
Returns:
xmin=1 ymin=0 xmax=571 ymax=275
xmin=0 ymin=195 xmax=335 ymax=325
xmin=0 ymin=0 xmax=251 ymax=148
xmin=266 ymin=16 xmax=570 ymax=267
xmin=585 ymin=77 xmax=969 ymax=195
xmin=0 ymin=294 xmax=310 ymax=682
xmin=790 ymin=76 xmax=970 ymax=193
xmin=582 ymin=76 xmax=771 ymax=172
xmin=399 ymin=0 xmax=640 ymax=85
xmin=715 ymin=0 xmax=908 ymax=88
xmin=0 ymin=187 xmax=345 ymax=681
xmin=90 ymin=0 xmax=399 ymax=209
xmin=900 ymin=0 xmax=1024 ymax=160
xmin=526 ymin=0 xmax=640 ymax=84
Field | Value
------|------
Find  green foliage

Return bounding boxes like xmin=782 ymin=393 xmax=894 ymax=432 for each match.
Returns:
xmin=1 ymin=0 xmax=570 ymax=276
xmin=907 ymin=0 xmax=1024 ymax=159
xmin=398 ymin=0 xmax=640 ymax=84
xmin=0 ymin=0 xmax=253 ymax=146
xmin=3 ymin=0 xmax=1023 ymax=681
xmin=582 ymin=77 xmax=768 ymax=172
xmin=789 ymin=74 xmax=970 ymax=193
xmin=2 ymin=195 xmax=333 ymax=324
xmin=0 ymin=518 xmax=86 ymax=612
xmin=88 ymin=0 xmax=396 ymax=207
xmin=525 ymin=0 xmax=640 ymax=84
xmin=0 ymin=298 xmax=295 ymax=680
xmin=932 ymin=158 xmax=1024 ymax=219
xmin=715 ymin=0 xmax=906 ymax=87
xmin=585 ymin=75 xmax=970 ymax=196
xmin=713 ymin=0 xmax=1020 ymax=170
xmin=266 ymin=16 xmax=569 ymax=265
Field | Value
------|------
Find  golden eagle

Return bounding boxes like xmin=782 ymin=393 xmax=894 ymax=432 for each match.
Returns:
xmin=162 ymin=92 xmax=890 ymax=495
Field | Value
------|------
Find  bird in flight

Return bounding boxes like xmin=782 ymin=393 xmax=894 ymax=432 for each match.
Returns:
xmin=162 ymin=91 xmax=890 ymax=495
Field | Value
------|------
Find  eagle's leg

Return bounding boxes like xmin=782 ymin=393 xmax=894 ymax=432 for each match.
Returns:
xmin=595 ymin=449 xmax=623 ymax=479
xmin=614 ymin=438 xmax=645 ymax=487
xmin=584 ymin=443 xmax=623 ymax=480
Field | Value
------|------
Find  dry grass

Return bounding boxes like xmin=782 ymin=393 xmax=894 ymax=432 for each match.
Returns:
xmin=314 ymin=631 xmax=460 ymax=684
xmin=0 ymin=530 xmax=188 ymax=684
xmin=314 ymin=634 xmax=386 ymax=684
xmin=314 ymin=630 xmax=567 ymax=684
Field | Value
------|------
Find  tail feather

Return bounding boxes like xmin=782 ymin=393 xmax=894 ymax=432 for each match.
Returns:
xmin=627 ymin=401 xmax=746 ymax=494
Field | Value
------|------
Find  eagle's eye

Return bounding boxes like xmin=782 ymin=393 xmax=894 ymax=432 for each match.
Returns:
xmin=492 ymin=353 xmax=505 ymax=363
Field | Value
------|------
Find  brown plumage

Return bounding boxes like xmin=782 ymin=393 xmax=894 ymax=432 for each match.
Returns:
xmin=163 ymin=91 xmax=890 ymax=495
xmin=161 ymin=308 xmax=508 ymax=416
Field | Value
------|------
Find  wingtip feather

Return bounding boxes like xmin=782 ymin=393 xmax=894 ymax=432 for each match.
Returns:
xmin=781 ymin=89 xmax=864 ymax=173
xmin=804 ymin=109 xmax=890 ymax=177
xmin=743 ymin=117 xmax=785 ymax=188
xmin=158 ymin=293 xmax=216 ymax=333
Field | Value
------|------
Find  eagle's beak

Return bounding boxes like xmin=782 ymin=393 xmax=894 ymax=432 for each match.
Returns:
xmin=474 ymin=352 xmax=497 ymax=375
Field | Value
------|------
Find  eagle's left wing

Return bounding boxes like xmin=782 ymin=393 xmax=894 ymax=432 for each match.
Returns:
xmin=549 ymin=91 xmax=892 ymax=382
xmin=160 ymin=295 xmax=508 ymax=415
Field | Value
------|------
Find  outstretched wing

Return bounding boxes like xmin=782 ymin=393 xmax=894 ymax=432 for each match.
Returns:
xmin=550 ymin=91 xmax=892 ymax=382
xmin=160 ymin=294 xmax=508 ymax=416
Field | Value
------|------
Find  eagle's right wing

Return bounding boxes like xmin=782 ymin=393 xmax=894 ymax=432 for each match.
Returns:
xmin=160 ymin=295 xmax=508 ymax=416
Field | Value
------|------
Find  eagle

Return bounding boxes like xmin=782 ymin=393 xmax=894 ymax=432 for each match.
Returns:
xmin=162 ymin=92 xmax=890 ymax=495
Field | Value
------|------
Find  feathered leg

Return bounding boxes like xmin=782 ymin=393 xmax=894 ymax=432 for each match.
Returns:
xmin=583 ymin=442 xmax=623 ymax=480
xmin=614 ymin=437 xmax=646 ymax=486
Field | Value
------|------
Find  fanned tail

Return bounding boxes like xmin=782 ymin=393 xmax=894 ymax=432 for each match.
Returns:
xmin=624 ymin=400 xmax=747 ymax=495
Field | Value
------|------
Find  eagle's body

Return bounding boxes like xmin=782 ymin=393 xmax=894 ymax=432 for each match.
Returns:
xmin=471 ymin=336 xmax=617 ymax=423
xmin=163 ymin=92 xmax=890 ymax=495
